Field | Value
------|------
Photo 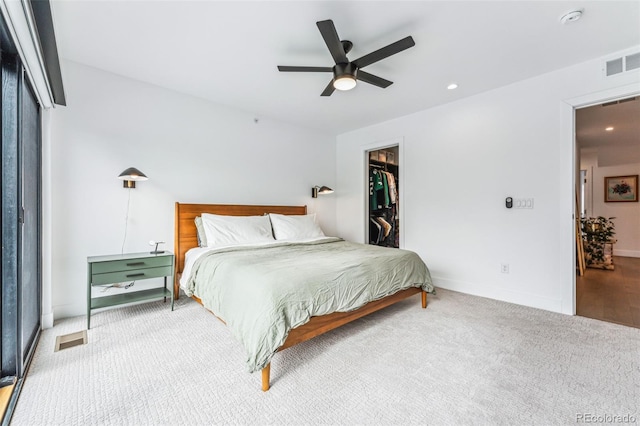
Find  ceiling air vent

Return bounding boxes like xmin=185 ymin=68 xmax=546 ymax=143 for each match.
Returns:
xmin=626 ymin=52 xmax=640 ymax=71
xmin=605 ymin=52 xmax=640 ymax=76
xmin=618 ymin=96 xmax=637 ymax=104
xmin=602 ymin=97 xmax=637 ymax=107
xmin=606 ymin=58 xmax=623 ymax=76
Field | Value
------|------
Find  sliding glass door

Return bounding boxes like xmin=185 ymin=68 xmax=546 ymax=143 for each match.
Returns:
xmin=1 ymin=49 xmax=22 ymax=381
xmin=1 ymin=18 xmax=42 ymax=407
xmin=20 ymin=74 xmax=42 ymax=370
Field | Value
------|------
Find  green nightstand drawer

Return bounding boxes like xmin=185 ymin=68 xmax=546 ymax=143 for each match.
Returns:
xmin=91 ymin=265 xmax=173 ymax=286
xmin=91 ymin=255 xmax=172 ymax=274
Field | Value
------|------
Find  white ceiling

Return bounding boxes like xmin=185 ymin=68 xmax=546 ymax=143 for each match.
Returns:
xmin=576 ymin=96 xmax=640 ymax=149
xmin=50 ymin=1 xmax=640 ymax=136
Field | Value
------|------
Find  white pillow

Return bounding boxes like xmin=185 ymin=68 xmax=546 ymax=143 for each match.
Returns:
xmin=201 ymin=213 xmax=274 ymax=247
xmin=268 ymin=213 xmax=325 ymax=241
xmin=194 ymin=216 xmax=208 ymax=247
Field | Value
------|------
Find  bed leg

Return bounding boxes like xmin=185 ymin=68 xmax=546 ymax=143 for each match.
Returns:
xmin=261 ymin=363 xmax=271 ymax=392
xmin=421 ymin=290 xmax=427 ymax=309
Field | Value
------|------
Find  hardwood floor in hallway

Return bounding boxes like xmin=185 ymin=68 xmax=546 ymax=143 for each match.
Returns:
xmin=577 ymin=256 xmax=640 ymax=329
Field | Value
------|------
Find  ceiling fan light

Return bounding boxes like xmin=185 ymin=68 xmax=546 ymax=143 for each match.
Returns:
xmin=334 ymin=76 xmax=357 ymax=91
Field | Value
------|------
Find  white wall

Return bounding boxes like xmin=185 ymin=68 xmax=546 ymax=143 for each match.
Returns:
xmin=45 ymin=61 xmax=336 ymax=320
xmin=592 ymin=163 xmax=640 ymax=257
xmin=336 ymin=47 xmax=640 ymax=315
xmin=579 ymin=148 xmax=598 ymax=217
xmin=598 ymin=145 xmax=640 ymax=167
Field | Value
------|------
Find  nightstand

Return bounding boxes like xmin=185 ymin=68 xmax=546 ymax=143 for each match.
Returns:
xmin=87 ymin=252 xmax=175 ymax=329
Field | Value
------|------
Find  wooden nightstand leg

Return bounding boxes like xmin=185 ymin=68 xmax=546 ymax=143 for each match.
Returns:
xmin=261 ymin=364 xmax=271 ymax=392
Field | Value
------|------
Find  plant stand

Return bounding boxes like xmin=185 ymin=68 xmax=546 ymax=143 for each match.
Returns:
xmin=581 ymin=216 xmax=616 ymax=272
xmin=583 ymin=239 xmax=616 ymax=270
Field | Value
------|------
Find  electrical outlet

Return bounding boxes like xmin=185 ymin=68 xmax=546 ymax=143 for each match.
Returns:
xmin=501 ymin=264 xmax=509 ymax=274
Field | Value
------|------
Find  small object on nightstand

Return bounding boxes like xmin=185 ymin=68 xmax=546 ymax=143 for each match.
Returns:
xmin=149 ymin=240 xmax=165 ymax=254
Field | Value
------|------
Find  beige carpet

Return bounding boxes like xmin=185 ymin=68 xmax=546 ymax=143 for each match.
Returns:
xmin=11 ymin=289 xmax=640 ymax=425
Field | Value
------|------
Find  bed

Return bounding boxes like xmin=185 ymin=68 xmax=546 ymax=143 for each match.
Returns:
xmin=174 ymin=202 xmax=433 ymax=391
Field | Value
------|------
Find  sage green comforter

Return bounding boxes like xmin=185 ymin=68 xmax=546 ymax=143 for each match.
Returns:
xmin=184 ymin=238 xmax=433 ymax=373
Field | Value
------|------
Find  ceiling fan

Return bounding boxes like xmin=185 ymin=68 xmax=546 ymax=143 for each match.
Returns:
xmin=277 ymin=19 xmax=415 ymax=96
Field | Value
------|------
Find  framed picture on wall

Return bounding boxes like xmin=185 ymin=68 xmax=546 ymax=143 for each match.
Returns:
xmin=604 ymin=175 xmax=638 ymax=202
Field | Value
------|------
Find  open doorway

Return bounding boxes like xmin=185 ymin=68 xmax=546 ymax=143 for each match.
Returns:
xmin=575 ymin=96 xmax=640 ymax=328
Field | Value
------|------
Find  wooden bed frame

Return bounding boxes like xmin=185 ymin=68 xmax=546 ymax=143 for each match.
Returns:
xmin=174 ymin=202 xmax=427 ymax=391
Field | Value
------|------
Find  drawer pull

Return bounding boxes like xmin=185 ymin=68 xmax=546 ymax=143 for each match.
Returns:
xmin=126 ymin=273 xmax=145 ymax=278
xmin=126 ymin=262 xmax=145 ymax=267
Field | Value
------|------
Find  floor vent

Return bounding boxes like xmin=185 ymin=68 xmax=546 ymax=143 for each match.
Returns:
xmin=54 ymin=330 xmax=88 ymax=352
xmin=605 ymin=52 xmax=640 ymax=76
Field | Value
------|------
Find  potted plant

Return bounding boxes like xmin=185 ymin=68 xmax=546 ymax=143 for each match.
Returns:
xmin=580 ymin=216 xmax=616 ymax=269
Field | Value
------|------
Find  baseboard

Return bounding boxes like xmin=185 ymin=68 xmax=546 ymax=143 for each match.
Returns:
xmin=432 ymin=276 xmax=564 ymax=314
xmin=53 ymin=302 xmax=85 ymax=321
xmin=613 ymin=249 xmax=640 ymax=258
xmin=41 ymin=312 xmax=54 ymax=329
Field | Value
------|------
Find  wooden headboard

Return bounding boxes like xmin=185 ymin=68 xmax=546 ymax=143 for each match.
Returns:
xmin=173 ymin=203 xmax=307 ymax=297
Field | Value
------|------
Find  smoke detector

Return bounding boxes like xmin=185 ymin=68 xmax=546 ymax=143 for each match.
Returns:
xmin=560 ymin=10 xmax=583 ymax=24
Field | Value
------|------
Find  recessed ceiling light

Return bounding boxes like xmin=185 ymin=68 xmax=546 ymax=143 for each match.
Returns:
xmin=560 ymin=10 xmax=583 ymax=24
xmin=605 ymin=127 xmax=614 ymax=131
xmin=447 ymin=83 xmax=458 ymax=90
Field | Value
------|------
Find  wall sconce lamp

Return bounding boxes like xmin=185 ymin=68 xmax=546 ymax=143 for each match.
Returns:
xmin=312 ymin=185 xmax=334 ymax=198
xmin=118 ymin=167 xmax=148 ymax=188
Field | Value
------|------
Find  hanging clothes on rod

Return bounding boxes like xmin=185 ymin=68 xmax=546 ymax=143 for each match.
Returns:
xmin=370 ymin=168 xmax=388 ymax=211
xmin=385 ymin=171 xmax=397 ymax=204
xmin=369 ymin=157 xmax=399 ymax=248
xmin=370 ymin=168 xmax=397 ymax=211
xmin=375 ymin=216 xmax=392 ymax=238
xmin=369 ymin=218 xmax=383 ymax=244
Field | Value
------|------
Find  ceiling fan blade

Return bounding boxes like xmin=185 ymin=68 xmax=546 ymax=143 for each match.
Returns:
xmin=352 ymin=36 xmax=415 ymax=69
xmin=321 ymin=80 xmax=335 ymax=96
xmin=277 ymin=66 xmax=333 ymax=72
xmin=357 ymin=70 xmax=393 ymax=88
xmin=316 ymin=20 xmax=348 ymax=64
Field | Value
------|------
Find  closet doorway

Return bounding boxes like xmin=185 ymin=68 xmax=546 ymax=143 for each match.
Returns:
xmin=367 ymin=145 xmax=400 ymax=248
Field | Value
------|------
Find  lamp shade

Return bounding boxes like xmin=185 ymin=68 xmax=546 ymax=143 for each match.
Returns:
xmin=312 ymin=185 xmax=334 ymax=198
xmin=118 ymin=167 xmax=148 ymax=188
xmin=118 ymin=167 xmax=148 ymax=181
xmin=332 ymin=63 xmax=357 ymax=91
xmin=333 ymin=76 xmax=357 ymax=91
